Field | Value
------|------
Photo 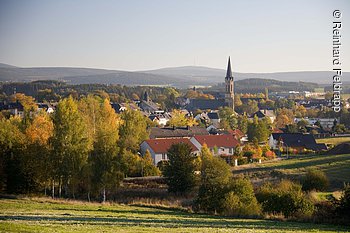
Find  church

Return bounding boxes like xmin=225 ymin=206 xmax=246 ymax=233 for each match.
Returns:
xmin=185 ymin=57 xmax=235 ymax=111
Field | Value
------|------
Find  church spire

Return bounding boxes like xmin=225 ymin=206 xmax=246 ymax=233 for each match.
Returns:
xmin=226 ymin=56 xmax=233 ymax=80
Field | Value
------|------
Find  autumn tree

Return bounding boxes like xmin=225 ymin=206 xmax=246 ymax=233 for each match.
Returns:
xmin=119 ymin=109 xmax=149 ymax=153
xmin=52 ymin=96 xmax=90 ymax=198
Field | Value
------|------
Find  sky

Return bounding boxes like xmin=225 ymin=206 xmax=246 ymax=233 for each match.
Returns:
xmin=0 ymin=0 xmax=349 ymax=72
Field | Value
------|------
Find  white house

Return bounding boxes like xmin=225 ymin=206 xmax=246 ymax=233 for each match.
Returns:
xmin=190 ymin=134 xmax=240 ymax=156
xmin=140 ymin=138 xmax=199 ymax=165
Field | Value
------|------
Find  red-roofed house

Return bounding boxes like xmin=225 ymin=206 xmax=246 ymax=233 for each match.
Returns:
xmin=190 ymin=134 xmax=240 ymax=156
xmin=140 ymin=138 xmax=199 ymax=165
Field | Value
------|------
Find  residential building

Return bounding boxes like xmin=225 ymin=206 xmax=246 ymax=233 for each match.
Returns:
xmin=140 ymin=138 xmax=199 ymax=165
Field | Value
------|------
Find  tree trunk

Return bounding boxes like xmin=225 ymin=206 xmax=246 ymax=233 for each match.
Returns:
xmin=88 ymin=191 xmax=91 ymax=202
xmin=51 ymin=179 xmax=55 ymax=199
xmin=102 ymin=188 xmax=106 ymax=203
xmin=58 ymin=178 xmax=62 ymax=198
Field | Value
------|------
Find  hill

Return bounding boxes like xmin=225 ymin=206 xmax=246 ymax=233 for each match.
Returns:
xmin=1 ymin=63 xmax=349 ymax=89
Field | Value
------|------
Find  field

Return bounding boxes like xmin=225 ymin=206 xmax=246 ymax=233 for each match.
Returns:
xmin=316 ymin=137 xmax=350 ymax=146
xmin=0 ymin=197 xmax=349 ymax=233
xmin=234 ymin=154 xmax=350 ymax=190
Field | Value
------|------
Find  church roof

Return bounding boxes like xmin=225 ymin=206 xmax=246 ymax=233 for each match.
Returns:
xmin=226 ymin=56 xmax=233 ymax=80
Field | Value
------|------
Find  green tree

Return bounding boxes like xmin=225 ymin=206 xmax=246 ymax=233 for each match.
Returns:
xmin=247 ymin=116 xmax=270 ymax=142
xmin=119 ymin=109 xmax=149 ymax=153
xmin=52 ymin=96 xmax=90 ymax=198
xmin=142 ymin=150 xmax=160 ymax=176
xmin=237 ymin=114 xmax=248 ymax=134
xmin=89 ymin=99 xmax=123 ymax=202
xmin=224 ymin=177 xmax=261 ymax=216
xmin=197 ymin=144 xmax=232 ymax=213
xmin=219 ymin=107 xmax=238 ymax=130
xmin=163 ymin=143 xmax=197 ymax=194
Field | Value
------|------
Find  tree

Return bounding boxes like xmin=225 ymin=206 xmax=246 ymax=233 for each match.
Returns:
xmin=0 ymin=118 xmax=26 ymax=193
xmin=163 ymin=143 xmax=197 ymax=194
xmin=197 ymin=144 xmax=232 ymax=212
xmin=89 ymin=99 xmax=122 ymax=202
xmin=52 ymin=96 xmax=90 ymax=198
xmin=223 ymin=177 xmax=261 ymax=216
xmin=119 ymin=109 xmax=149 ymax=153
xmin=142 ymin=149 xmax=160 ymax=177
xmin=237 ymin=114 xmax=248 ymax=134
xmin=168 ymin=110 xmax=192 ymax=127
xmin=302 ymin=169 xmax=329 ymax=191
xmin=25 ymin=112 xmax=54 ymax=194
xmin=247 ymin=116 xmax=269 ymax=142
xmin=219 ymin=107 xmax=238 ymax=130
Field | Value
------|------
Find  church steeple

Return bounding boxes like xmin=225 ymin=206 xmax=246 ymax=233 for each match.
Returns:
xmin=226 ymin=56 xmax=233 ymax=80
xmin=224 ymin=56 xmax=234 ymax=111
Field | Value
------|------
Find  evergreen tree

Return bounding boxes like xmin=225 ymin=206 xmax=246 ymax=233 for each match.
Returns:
xmin=163 ymin=143 xmax=197 ymax=193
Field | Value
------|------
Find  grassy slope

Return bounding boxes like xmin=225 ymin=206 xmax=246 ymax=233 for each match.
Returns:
xmin=316 ymin=137 xmax=350 ymax=145
xmin=233 ymin=154 xmax=350 ymax=190
xmin=0 ymin=198 xmax=348 ymax=233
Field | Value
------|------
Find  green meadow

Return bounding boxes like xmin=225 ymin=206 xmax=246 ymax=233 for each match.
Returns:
xmin=0 ymin=197 xmax=349 ymax=233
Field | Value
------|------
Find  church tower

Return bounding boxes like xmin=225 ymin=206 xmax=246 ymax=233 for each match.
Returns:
xmin=225 ymin=56 xmax=234 ymax=111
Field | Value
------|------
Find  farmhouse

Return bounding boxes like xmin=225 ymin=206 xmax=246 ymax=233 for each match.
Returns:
xmin=269 ymin=133 xmax=327 ymax=153
xmin=140 ymin=138 xmax=199 ymax=165
xmin=251 ymin=109 xmax=276 ymax=123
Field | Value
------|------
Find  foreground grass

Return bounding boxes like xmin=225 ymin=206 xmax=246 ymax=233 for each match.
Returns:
xmin=0 ymin=197 xmax=348 ymax=233
xmin=316 ymin=137 xmax=350 ymax=145
xmin=234 ymin=154 xmax=350 ymax=190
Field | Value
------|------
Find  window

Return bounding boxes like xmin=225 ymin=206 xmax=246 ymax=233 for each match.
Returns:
xmin=229 ymin=148 xmax=232 ymax=154
xmin=162 ymin=153 xmax=166 ymax=160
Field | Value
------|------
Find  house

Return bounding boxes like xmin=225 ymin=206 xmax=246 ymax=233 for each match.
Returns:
xmin=37 ymin=103 xmax=54 ymax=113
xmin=140 ymin=138 xmax=199 ymax=165
xmin=0 ymin=101 xmax=24 ymax=117
xmin=269 ymin=133 xmax=327 ymax=153
xmin=190 ymin=134 xmax=240 ymax=156
xmin=149 ymin=126 xmax=209 ymax=139
xmin=148 ymin=112 xmax=171 ymax=126
xmin=207 ymin=112 xmax=221 ymax=128
xmin=294 ymin=118 xmax=339 ymax=130
xmin=251 ymin=109 xmax=276 ymax=123
xmin=111 ymin=102 xmax=139 ymax=113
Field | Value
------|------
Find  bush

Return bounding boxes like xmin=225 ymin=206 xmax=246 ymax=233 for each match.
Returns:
xmin=256 ymin=180 xmax=314 ymax=218
xmin=337 ymin=183 xmax=350 ymax=219
xmin=302 ymin=169 xmax=329 ymax=191
xmin=223 ymin=177 xmax=261 ymax=217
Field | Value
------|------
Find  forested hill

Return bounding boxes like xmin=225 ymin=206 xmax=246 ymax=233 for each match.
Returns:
xmin=1 ymin=63 xmax=348 ymax=89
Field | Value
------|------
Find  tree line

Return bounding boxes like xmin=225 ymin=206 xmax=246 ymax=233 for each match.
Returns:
xmin=0 ymin=95 xmax=159 ymax=201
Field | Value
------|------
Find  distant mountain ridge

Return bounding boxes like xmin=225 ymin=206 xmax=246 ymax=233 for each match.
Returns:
xmin=0 ymin=63 xmax=349 ymax=88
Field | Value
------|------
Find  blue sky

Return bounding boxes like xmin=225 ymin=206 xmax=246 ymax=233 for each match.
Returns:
xmin=0 ymin=0 xmax=349 ymax=72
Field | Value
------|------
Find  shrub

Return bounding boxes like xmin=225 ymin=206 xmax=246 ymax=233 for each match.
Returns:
xmin=302 ymin=169 xmax=329 ymax=191
xmin=223 ymin=177 xmax=261 ymax=217
xmin=264 ymin=150 xmax=276 ymax=160
xmin=337 ymin=183 xmax=350 ymax=219
xmin=256 ymin=179 xmax=314 ymax=218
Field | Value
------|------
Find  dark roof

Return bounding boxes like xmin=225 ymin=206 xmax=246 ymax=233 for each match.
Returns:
xmin=186 ymin=99 xmax=226 ymax=111
xmin=0 ymin=102 xmax=24 ymax=111
xmin=149 ymin=126 xmax=209 ymax=139
xmin=251 ymin=110 xmax=275 ymax=118
xmin=271 ymin=133 xmax=327 ymax=151
xmin=207 ymin=112 xmax=220 ymax=120
xmin=144 ymin=138 xmax=198 ymax=153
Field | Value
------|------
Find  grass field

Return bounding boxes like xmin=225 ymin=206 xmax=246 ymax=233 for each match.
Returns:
xmin=0 ymin=197 xmax=349 ymax=233
xmin=234 ymin=154 xmax=350 ymax=190
xmin=316 ymin=137 xmax=350 ymax=145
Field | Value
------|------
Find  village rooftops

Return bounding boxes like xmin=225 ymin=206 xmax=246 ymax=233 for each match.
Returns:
xmin=143 ymin=138 xmax=198 ymax=154
xmin=192 ymin=134 xmax=240 ymax=148
xmin=149 ymin=126 xmax=209 ymax=139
